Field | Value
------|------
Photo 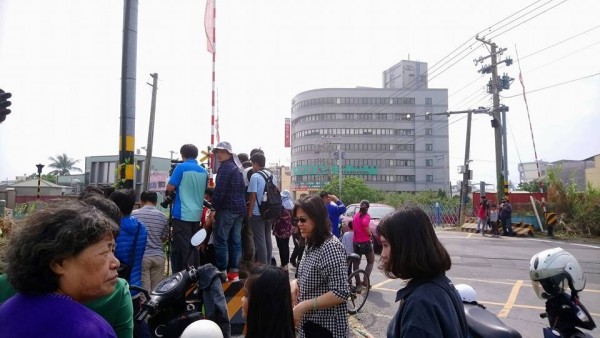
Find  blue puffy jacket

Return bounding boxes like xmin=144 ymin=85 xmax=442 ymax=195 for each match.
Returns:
xmin=115 ymin=216 xmax=147 ymax=297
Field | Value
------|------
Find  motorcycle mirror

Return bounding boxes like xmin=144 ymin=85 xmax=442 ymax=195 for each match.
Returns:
xmin=191 ymin=229 xmax=207 ymax=247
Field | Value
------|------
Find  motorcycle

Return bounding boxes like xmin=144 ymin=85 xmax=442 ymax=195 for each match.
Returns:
xmin=456 ymin=247 xmax=596 ymax=338
xmin=132 ymin=229 xmax=232 ymax=338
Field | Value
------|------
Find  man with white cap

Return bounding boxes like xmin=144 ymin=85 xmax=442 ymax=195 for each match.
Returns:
xmin=208 ymin=141 xmax=246 ymax=282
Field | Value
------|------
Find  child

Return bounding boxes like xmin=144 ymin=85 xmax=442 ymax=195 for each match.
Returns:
xmin=341 ymin=221 xmax=355 ymax=276
xmin=489 ymin=204 xmax=499 ymax=238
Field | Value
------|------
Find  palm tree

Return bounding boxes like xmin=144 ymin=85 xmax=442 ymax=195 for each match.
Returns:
xmin=47 ymin=153 xmax=83 ymax=176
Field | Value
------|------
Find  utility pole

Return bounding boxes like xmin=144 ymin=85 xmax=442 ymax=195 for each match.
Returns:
xmin=430 ymin=108 xmax=488 ymax=224
xmin=474 ymin=37 xmax=513 ymax=202
xmin=459 ymin=112 xmax=473 ymax=226
xmin=143 ymin=73 xmax=158 ymax=191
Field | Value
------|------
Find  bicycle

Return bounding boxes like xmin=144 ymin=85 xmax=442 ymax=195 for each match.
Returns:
xmin=346 ymin=253 xmax=370 ymax=314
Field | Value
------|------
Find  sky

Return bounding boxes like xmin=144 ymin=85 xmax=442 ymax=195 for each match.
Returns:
xmin=1 ymin=0 xmax=599 ymax=188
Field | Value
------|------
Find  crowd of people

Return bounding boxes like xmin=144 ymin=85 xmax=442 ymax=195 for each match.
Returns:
xmin=0 ymin=140 xmax=473 ymax=338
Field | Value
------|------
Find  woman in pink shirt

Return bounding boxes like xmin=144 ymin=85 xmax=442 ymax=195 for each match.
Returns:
xmin=352 ymin=200 xmax=374 ymax=289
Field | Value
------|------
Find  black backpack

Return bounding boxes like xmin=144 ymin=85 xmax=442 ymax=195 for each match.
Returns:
xmin=257 ymin=170 xmax=284 ymax=220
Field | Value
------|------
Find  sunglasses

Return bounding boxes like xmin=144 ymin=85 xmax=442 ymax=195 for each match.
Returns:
xmin=293 ymin=217 xmax=309 ymax=225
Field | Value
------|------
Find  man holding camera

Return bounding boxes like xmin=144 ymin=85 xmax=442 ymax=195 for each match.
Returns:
xmin=166 ymin=144 xmax=208 ymax=273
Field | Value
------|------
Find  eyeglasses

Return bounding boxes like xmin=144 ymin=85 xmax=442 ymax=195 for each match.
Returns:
xmin=293 ymin=217 xmax=309 ymax=225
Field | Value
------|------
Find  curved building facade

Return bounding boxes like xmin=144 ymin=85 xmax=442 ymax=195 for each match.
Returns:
xmin=290 ymin=60 xmax=450 ymax=194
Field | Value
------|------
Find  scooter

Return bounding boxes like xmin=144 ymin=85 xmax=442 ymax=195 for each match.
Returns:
xmin=132 ymin=229 xmax=231 ymax=338
xmin=456 ymin=247 xmax=596 ymax=338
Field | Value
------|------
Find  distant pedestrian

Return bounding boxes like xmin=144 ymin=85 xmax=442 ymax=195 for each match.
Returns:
xmin=476 ymin=197 xmax=489 ymax=235
xmin=319 ymin=191 xmax=346 ymax=238
xmin=433 ymin=202 xmax=443 ymax=228
xmin=499 ymin=198 xmax=514 ymax=236
xmin=489 ymin=204 xmax=499 ymax=238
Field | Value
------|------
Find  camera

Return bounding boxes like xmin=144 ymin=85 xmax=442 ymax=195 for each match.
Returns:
xmin=160 ymin=190 xmax=176 ymax=208
xmin=168 ymin=159 xmax=184 ymax=176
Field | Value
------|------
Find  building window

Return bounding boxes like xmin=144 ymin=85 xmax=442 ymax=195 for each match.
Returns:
xmin=425 ymin=97 xmax=432 ymax=105
xmin=375 ymin=113 xmax=387 ymax=120
xmin=426 ymin=175 xmax=434 ymax=182
xmin=426 ymin=159 xmax=433 ymax=167
xmin=426 ymin=128 xmax=433 ymax=135
xmin=426 ymin=144 xmax=433 ymax=151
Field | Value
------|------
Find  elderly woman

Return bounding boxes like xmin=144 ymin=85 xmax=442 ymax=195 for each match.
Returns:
xmin=0 ymin=201 xmax=120 ymax=337
xmin=290 ymin=194 xmax=349 ymax=338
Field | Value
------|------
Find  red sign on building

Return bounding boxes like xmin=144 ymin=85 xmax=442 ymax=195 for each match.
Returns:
xmin=284 ymin=118 xmax=291 ymax=148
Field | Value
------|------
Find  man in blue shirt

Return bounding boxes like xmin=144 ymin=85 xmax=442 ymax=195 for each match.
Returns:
xmin=208 ymin=141 xmax=246 ymax=282
xmin=320 ymin=191 xmax=346 ymax=238
xmin=166 ymin=144 xmax=208 ymax=273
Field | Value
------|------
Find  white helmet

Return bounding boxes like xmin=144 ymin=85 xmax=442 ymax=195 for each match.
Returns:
xmin=180 ymin=320 xmax=223 ymax=338
xmin=529 ymin=247 xmax=585 ymax=299
xmin=455 ymin=284 xmax=477 ymax=303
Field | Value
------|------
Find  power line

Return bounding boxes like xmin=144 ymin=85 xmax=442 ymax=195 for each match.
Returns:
xmin=520 ymin=24 xmax=600 ymax=60
xmin=502 ymin=71 xmax=600 ymax=98
xmin=489 ymin=0 xmax=570 ymax=40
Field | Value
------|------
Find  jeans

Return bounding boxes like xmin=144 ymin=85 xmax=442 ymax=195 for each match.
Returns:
xmin=213 ymin=209 xmax=243 ymax=272
xmin=249 ymin=215 xmax=273 ymax=265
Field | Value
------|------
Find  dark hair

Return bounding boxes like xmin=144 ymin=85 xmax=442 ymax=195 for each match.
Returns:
xmin=4 ymin=200 xmax=119 ymax=294
xmin=101 ymin=186 xmax=116 ymax=198
xmin=292 ymin=195 xmax=331 ymax=248
xmin=242 ymin=160 xmax=252 ymax=169
xmin=359 ymin=200 xmax=370 ymax=218
xmin=78 ymin=185 xmax=104 ymax=200
xmin=237 ymin=153 xmax=249 ymax=163
xmin=109 ymin=189 xmax=136 ymax=216
xmin=244 ymin=265 xmax=295 ymax=338
xmin=249 ymin=148 xmax=263 ymax=156
xmin=250 ymin=153 xmax=266 ymax=167
xmin=204 ymin=187 xmax=214 ymax=198
xmin=82 ymin=195 xmax=121 ymax=224
xmin=377 ymin=205 xmax=451 ymax=280
xmin=347 ymin=221 xmax=353 ymax=230
xmin=140 ymin=190 xmax=158 ymax=204
xmin=180 ymin=144 xmax=199 ymax=159
xmin=319 ymin=191 xmax=329 ymax=198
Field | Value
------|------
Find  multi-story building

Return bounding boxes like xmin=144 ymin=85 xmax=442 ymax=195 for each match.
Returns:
xmin=290 ymin=60 xmax=449 ymax=195
xmin=519 ymin=154 xmax=599 ymax=189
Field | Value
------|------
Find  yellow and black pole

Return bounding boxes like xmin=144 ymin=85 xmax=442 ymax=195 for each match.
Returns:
xmin=35 ymin=164 xmax=44 ymax=200
xmin=118 ymin=0 xmax=138 ymax=189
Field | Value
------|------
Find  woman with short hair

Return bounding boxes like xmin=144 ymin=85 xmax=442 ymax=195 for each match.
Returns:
xmin=290 ymin=194 xmax=349 ymax=338
xmin=378 ymin=205 xmax=468 ymax=337
xmin=0 ymin=201 xmax=121 ymax=337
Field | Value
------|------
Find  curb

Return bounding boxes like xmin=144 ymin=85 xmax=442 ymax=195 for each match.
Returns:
xmin=461 ymin=221 xmax=534 ymax=237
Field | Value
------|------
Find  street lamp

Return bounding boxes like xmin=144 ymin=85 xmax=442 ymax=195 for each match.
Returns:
xmin=35 ymin=164 xmax=44 ymax=200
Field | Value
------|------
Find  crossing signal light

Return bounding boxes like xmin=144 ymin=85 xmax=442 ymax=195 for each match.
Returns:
xmin=0 ymin=89 xmax=12 ymax=123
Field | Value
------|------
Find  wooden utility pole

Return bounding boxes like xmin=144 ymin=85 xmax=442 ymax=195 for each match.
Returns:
xmin=143 ymin=73 xmax=158 ymax=191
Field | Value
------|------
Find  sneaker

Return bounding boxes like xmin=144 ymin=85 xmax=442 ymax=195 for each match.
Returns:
xmin=219 ymin=270 xmax=228 ymax=282
xmin=227 ymin=272 xmax=240 ymax=282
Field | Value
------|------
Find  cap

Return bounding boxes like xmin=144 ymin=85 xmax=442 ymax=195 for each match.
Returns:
xmin=212 ymin=141 xmax=233 ymax=154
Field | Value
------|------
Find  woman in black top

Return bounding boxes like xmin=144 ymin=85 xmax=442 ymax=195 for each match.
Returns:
xmin=377 ymin=205 xmax=468 ymax=338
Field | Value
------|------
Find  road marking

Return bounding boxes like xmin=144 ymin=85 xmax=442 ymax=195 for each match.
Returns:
xmin=371 ymin=278 xmax=395 ymax=289
xmin=498 ymin=279 xmax=523 ymax=318
xmin=466 ymin=233 xmax=474 ymax=238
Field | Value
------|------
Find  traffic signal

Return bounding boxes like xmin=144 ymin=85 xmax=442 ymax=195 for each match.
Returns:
xmin=0 ymin=89 xmax=12 ymax=123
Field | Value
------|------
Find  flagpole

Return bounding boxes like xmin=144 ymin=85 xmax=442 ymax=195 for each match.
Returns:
xmin=205 ymin=0 xmax=216 ymax=187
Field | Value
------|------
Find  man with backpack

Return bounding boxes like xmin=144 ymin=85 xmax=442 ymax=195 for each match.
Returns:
xmin=247 ymin=152 xmax=283 ymax=265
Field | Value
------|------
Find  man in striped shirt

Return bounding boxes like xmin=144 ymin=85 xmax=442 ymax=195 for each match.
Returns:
xmin=132 ymin=190 xmax=169 ymax=292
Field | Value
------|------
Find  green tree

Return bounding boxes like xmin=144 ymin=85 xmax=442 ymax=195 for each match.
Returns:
xmin=47 ymin=153 xmax=82 ymax=176
xmin=322 ymin=176 xmax=380 ymax=205
xmin=517 ymin=178 xmax=548 ymax=193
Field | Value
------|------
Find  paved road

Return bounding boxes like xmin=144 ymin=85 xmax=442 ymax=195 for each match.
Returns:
xmin=339 ymin=229 xmax=600 ymax=338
